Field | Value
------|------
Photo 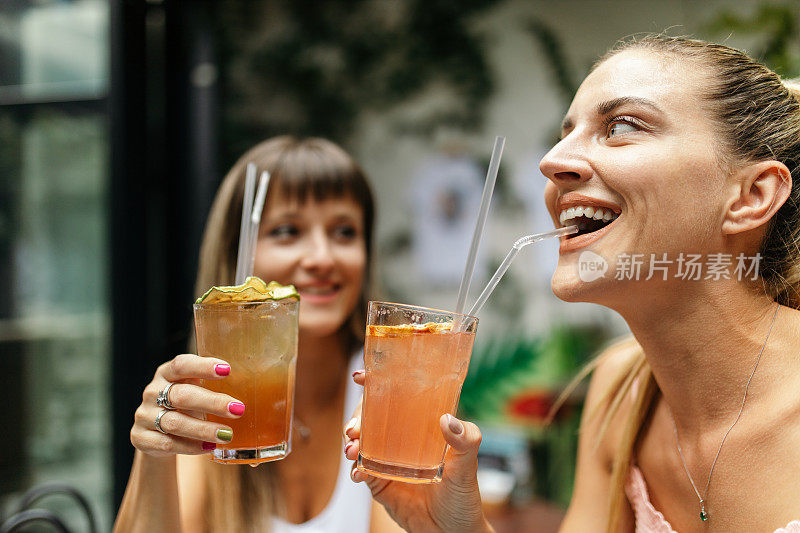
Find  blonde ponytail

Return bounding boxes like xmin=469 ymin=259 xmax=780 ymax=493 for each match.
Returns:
xmin=552 ymin=337 xmax=658 ymax=533
xmin=604 ymin=356 xmax=657 ymax=532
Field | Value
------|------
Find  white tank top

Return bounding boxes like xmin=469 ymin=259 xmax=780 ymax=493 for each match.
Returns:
xmin=271 ymin=353 xmax=372 ymax=533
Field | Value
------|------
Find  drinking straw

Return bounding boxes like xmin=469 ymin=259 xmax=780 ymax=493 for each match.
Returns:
xmin=467 ymin=225 xmax=578 ymax=317
xmin=245 ymin=171 xmax=271 ymax=279
xmin=235 ymin=163 xmax=257 ymax=285
xmin=454 ymin=136 xmax=505 ymax=316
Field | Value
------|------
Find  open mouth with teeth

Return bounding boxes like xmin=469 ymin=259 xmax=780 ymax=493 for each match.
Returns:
xmin=559 ymin=206 xmax=620 ymax=238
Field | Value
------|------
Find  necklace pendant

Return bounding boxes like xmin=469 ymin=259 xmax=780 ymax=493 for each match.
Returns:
xmin=699 ymin=501 xmax=708 ymax=522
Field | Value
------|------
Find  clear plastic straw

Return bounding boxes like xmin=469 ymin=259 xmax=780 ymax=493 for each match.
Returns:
xmin=467 ymin=225 xmax=578 ymax=316
xmin=454 ymin=136 xmax=505 ymax=316
xmin=235 ymin=163 xmax=257 ymax=285
xmin=245 ymin=171 xmax=271 ymax=279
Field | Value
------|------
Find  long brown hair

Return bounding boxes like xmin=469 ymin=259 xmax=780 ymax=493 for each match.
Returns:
xmin=193 ymin=136 xmax=376 ymax=532
xmin=565 ymin=35 xmax=800 ymax=532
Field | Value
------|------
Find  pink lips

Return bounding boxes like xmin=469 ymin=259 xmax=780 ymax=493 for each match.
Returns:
xmin=556 ymin=192 xmax=622 ymax=215
xmin=297 ymin=284 xmax=341 ymax=304
xmin=559 ymin=216 xmax=620 ymax=253
xmin=554 ymin=192 xmax=622 ymax=253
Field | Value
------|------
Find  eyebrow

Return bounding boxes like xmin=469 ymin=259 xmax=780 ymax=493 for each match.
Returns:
xmin=596 ymin=96 xmax=662 ymax=116
xmin=560 ymin=96 xmax=663 ymax=132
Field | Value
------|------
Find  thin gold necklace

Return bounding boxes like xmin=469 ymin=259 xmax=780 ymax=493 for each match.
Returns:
xmin=668 ymin=303 xmax=779 ymax=522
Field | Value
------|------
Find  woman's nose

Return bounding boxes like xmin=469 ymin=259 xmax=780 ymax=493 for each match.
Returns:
xmin=538 ymin=137 xmax=593 ymax=186
xmin=301 ymin=230 xmax=335 ymax=272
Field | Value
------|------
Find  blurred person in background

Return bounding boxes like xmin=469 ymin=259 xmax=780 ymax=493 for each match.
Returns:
xmin=115 ymin=136 xmax=401 ymax=532
xmin=345 ymin=35 xmax=800 ymax=532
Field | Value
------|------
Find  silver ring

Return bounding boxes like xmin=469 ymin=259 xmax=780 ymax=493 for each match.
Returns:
xmin=156 ymin=382 xmax=176 ymax=410
xmin=154 ymin=408 xmax=170 ymax=434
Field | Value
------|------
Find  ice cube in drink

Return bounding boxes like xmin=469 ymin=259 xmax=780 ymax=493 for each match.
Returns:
xmin=194 ymin=277 xmax=299 ymax=465
xmin=358 ymin=303 xmax=477 ymax=483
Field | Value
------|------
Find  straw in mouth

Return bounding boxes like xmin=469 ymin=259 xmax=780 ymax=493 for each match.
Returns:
xmin=467 ymin=225 xmax=578 ymax=317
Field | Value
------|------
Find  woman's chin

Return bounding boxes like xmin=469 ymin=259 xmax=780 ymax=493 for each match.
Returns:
xmin=550 ymin=266 xmax=609 ymax=304
xmin=299 ymin=315 xmax=347 ymax=340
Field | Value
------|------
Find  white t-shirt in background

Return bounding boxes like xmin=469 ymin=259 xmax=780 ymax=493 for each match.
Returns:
xmin=271 ymin=353 xmax=371 ymax=533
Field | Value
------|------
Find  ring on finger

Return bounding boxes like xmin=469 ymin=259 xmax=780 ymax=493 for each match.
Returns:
xmin=156 ymin=382 xmax=176 ymax=410
xmin=154 ymin=408 xmax=171 ymax=434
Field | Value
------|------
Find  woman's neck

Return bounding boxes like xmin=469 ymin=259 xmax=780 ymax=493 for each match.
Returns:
xmin=294 ymin=332 xmax=350 ymax=414
xmin=616 ymin=280 xmax=795 ymax=437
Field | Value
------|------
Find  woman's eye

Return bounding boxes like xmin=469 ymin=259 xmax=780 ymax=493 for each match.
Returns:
xmin=333 ymin=225 xmax=358 ymax=240
xmin=269 ymin=224 xmax=299 ymax=239
xmin=606 ymin=119 xmax=638 ymax=138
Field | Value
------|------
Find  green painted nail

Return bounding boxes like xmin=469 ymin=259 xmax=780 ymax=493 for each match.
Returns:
xmin=217 ymin=429 xmax=233 ymax=442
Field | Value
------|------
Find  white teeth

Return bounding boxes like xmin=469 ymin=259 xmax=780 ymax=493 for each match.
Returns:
xmin=558 ymin=204 xmax=619 ymax=225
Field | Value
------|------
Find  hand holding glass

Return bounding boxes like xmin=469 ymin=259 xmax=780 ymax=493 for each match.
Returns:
xmin=194 ymin=297 xmax=299 ymax=465
xmin=357 ymin=301 xmax=477 ymax=483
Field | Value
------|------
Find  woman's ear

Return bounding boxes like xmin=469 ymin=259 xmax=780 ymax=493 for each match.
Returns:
xmin=722 ymin=160 xmax=792 ymax=235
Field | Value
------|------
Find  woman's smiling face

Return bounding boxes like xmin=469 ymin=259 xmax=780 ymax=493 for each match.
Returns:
xmin=540 ymin=49 xmax=734 ymax=305
xmin=253 ymin=188 xmax=366 ymax=339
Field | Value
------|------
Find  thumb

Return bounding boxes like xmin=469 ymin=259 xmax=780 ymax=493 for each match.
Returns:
xmin=440 ymin=413 xmax=481 ymax=491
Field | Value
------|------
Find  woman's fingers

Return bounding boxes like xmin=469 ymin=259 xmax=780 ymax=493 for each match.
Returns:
xmin=344 ymin=412 xmax=361 ymax=441
xmin=345 ymin=438 xmax=359 ymax=461
xmin=131 ymin=423 xmax=218 ymax=456
xmin=158 ymin=353 xmax=230 ymax=383
xmin=141 ymin=353 xmax=243 ymax=418
xmin=346 ymin=413 xmax=481 ymax=485
xmin=349 ymin=462 xmax=393 ymax=499
xmin=344 ymin=371 xmax=365 ymax=449
xmin=129 ymin=353 xmax=244 ymax=458
xmin=343 ymin=388 xmax=362 ymax=443
xmin=440 ymin=413 xmax=482 ymax=490
xmin=135 ymin=406 xmax=234 ymax=446
xmin=153 ymin=382 xmax=245 ymax=418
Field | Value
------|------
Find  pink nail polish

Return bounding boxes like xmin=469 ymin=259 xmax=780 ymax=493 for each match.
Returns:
xmin=202 ymin=442 xmax=216 ymax=451
xmin=214 ymin=363 xmax=230 ymax=376
xmin=344 ymin=442 xmax=353 ymax=456
xmin=228 ymin=401 xmax=245 ymax=416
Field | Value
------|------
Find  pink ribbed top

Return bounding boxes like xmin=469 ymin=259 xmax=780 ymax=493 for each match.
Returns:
xmin=625 ymin=466 xmax=800 ymax=533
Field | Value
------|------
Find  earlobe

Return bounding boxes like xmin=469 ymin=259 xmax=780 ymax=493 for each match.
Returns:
xmin=722 ymin=161 xmax=792 ymax=235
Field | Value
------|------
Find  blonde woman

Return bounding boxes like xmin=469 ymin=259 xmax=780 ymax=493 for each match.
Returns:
xmin=115 ymin=137 xmax=401 ymax=532
xmin=345 ymin=36 xmax=800 ymax=532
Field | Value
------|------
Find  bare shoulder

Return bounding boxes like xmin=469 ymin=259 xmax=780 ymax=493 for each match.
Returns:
xmin=584 ymin=336 xmax=643 ymax=423
xmin=176 ymin=454 xmax=208 ymax=531
xmin=559 ymin=336 xmax=642 ymax=532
